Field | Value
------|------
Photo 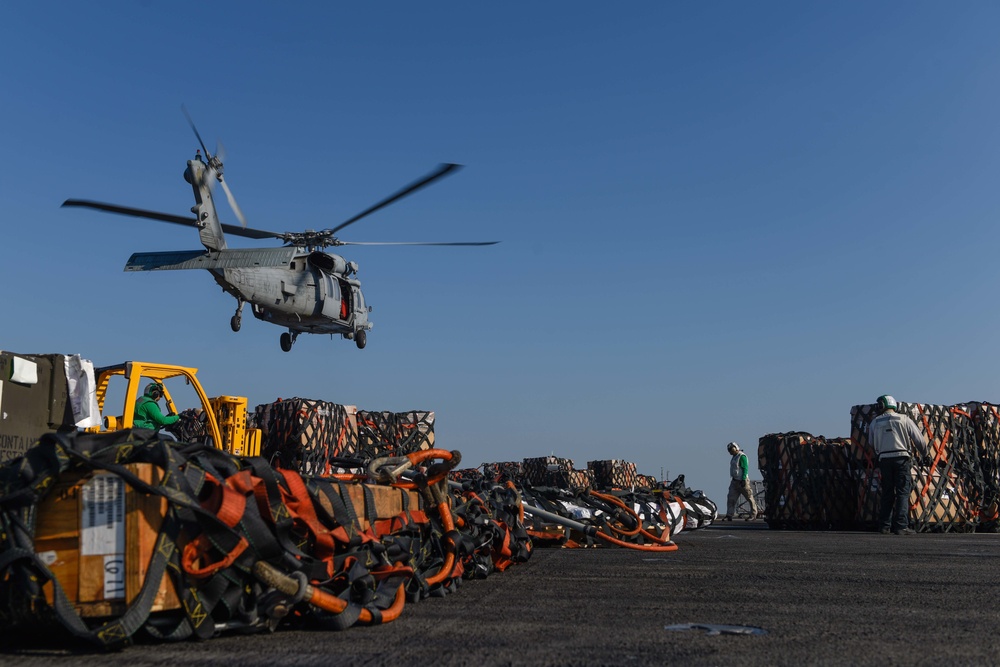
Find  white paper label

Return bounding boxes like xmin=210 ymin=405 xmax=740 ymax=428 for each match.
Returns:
xmin=81 ymin=475 xmax=125 ymax=557
xmin=11 ymin=357 xmax=38 ymax=385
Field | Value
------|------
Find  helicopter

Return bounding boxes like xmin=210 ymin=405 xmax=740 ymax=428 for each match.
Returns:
xmin=63 ymin=113 xmax=498 ymax=351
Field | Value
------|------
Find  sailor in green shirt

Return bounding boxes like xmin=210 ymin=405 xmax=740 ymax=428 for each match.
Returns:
xmin=724 ymin=441 xmax=758 ymax=521
xmin=134 ymin=382 xmax=180 ymax=434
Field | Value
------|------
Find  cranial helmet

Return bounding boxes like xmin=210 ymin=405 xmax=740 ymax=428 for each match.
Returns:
xmin=877 ymin=395 xmax=897 ymax=413
xmin=144 ymin=382 xmax=165 ymax=400
xmin=727 ymin=442 xmax=740 ymax=454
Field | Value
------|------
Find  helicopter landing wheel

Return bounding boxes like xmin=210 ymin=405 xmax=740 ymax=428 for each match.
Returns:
xmin=280 ymin=332 xmax=294 ymax=352
xmin=355 ymin=329 xmax=367 ymax=350
xmin=231 ymin=315 xmax=241 ymax=332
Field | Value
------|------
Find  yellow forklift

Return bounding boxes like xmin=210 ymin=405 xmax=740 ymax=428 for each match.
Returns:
xmin=87 ymin=361 xmax=261 ymax=457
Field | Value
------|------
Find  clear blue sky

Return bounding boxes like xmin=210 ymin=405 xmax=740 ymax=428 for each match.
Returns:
xmin=3 ymin=3 xmax=1000 ymax=505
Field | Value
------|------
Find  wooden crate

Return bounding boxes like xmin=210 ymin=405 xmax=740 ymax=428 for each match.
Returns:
xmin=34 ymin=463 xmax=180 ymax=618
xmin=326 ymin=483 xmax=423 ymax=532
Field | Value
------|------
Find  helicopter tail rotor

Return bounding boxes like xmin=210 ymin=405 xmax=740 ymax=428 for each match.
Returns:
xmin=182 ymin=106 xmax=249 ymax=228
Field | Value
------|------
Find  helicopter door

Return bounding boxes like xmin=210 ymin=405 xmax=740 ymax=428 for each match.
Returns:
xmin=320 ymin=275 xmax=347 ymax=321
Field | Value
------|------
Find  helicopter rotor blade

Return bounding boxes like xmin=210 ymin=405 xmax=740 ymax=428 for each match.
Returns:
xmin=337 ymin=241 xmax=499 ymax=246
xmin=331 ymin=163 xmax=462 ymax=235
xmin=219 ymin=178 xmax=249 ymax=228
xmin=62 ymin=198 xmax=283 ymax=241
xmin=62 ymin=199 xmax=199 ymax=227
xmin=181 ymin=104 xmax=211 ymax=159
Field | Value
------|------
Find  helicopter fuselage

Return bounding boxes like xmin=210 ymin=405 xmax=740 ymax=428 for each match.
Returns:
xmin=211 ymin=250 xmax=371 ymax=338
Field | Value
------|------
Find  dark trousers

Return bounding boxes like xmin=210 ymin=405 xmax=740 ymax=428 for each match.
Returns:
xmin=879 ymin=456 xmax=912 ymax=532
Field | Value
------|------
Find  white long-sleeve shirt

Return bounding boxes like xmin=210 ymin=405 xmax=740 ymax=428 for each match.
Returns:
xmin=868 ymin=411 xmax=929 ymax=461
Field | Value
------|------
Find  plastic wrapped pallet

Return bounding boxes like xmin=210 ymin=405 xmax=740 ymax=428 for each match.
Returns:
xmin=587 ymin=459 xmax=638 ymax=490
xmin=254 ymin=398 xmax=358 ymax=474
xmin=663 ymin=475 xmax=718 ymax=530
xmin=681 ymin=493 xmax=717 ymax=529
xmin=757 ymin=432 xmax=856 ymax=530
xmin=659 ymin=497 xmax=686 ymax=535
xmin=850 ymin=401 xmax=982 ymax=533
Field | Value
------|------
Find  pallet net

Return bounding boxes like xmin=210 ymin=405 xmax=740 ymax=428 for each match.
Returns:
xmin=757 ymin=432 xmax=857 ymax=530
xmin=587 ymin=459 xmax=638 ymax=490
xmin=973 ymin=402 xmax=1000 ymax=532
xmin=253 ymin=398 xmax=357 ymax=474
xmin=850 ymin=402 xmax=984 ymax=533
xmin=357 ymin=410 xmax=435 ymax=459
xmin=252 ymin=400 xmax=436 ymax=475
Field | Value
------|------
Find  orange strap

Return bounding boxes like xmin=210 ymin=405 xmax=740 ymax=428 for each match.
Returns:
xmin=278 ymin=470 xmax=341 ymax=565
xmin=182 ymin=472 xmax=251 ymax=578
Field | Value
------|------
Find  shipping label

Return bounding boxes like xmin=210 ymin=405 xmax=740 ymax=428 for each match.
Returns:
xmin=81 ymin=474 xmax=125 ymax=557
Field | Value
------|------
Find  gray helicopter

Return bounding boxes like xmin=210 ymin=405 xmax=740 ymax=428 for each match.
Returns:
xmin=63 ymin=115 xmax=497 ymax=351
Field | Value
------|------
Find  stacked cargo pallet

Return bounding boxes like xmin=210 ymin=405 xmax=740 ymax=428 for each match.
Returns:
xmin=850 ymin=401 xmax=983 ymax=533
xmin=761 ymin=400 xmax=997 ymax=532
xmin=521 ymin=455 xmax=593 ymax=490
xmin=636 ymin=474 xmax=659 ymax=490
xmin=357 ymin=409 xmax=435 ymax=459
xmin=587 ymin=459 xmax=638 ymax=490
xmin=758 ymin=432 xmax=856 ymax=529
xmin=252 ymin=399 xmax=435 ymax=474
xmin=253 ymin=398 xmax=358 ymax=474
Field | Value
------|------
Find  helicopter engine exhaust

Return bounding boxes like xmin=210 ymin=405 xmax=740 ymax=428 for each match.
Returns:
xmin=308 ymin=251 xmax=349 ymax=276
